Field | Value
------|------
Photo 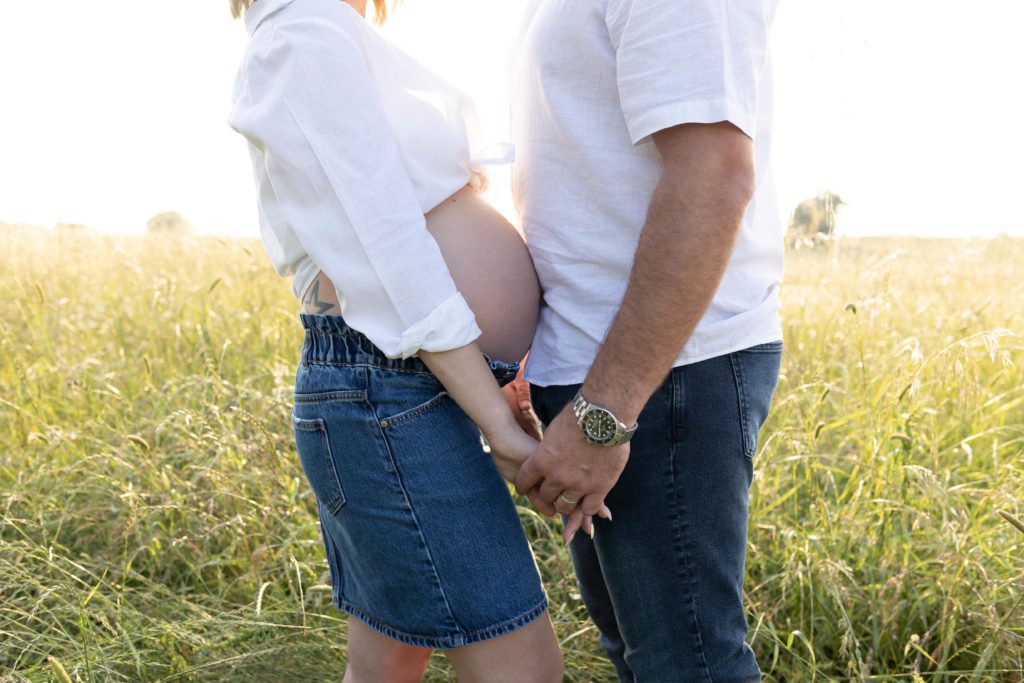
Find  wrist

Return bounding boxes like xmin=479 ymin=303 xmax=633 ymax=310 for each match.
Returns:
xmin=578 ymin=381 xmax=643 ymax=427
xmin=481 ymin=412 xmax=521 ymax=447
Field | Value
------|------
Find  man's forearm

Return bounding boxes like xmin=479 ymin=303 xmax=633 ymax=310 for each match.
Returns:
xmin=581 ymin=123 xmax=755 ymax=424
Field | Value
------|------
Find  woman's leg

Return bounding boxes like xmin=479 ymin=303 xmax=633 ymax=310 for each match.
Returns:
xmin=342 ymin=619 xmax=432 ymax=683
xmin=444 ymin=613 xmax=564 ymax=683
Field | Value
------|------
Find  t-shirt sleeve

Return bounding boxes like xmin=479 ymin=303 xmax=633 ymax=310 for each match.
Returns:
xmin=605 ymin=0 xmax=772 ymax=145
xmin=229 ymin=16 xmax=480 ymax=359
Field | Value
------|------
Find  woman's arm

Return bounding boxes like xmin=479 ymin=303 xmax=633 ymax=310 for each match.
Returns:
xmin=420 ymin=344 xmax=605 ymax=542
xmin=419 ymin=344 xmax=535 ymax=482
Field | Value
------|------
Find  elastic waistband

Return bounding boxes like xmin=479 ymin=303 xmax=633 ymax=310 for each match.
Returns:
xmin=298 ymin=313 xmax=430 ymax=372
xmin=297 ymin=313 xmax=521 ymax=386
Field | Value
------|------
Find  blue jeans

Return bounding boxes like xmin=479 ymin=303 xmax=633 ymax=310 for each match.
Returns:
xmin=531 ymin=342 xmax=782 ymax=682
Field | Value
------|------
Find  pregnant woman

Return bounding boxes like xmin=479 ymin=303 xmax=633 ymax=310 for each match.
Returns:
xmin=228 ymin=0 xmax=600 ymax=681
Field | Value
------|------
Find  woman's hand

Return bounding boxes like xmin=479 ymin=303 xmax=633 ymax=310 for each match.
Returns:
xmin=486 ymin=423 xmax=538 ymax=485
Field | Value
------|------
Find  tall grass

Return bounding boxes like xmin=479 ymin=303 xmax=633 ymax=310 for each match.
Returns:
xmin=1 ymin=228 xmax=1022 ymax=681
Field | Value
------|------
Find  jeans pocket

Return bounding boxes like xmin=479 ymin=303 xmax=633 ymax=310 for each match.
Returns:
xmin=730 ymin=343 xmax=783 ymax=460
xmin=368 ymin=365 xmax=455 ymax=429
xmin=291 ymin=414 xmax=347 ymax=515
xmin=378 ymin=391 xmax=451 ymax=429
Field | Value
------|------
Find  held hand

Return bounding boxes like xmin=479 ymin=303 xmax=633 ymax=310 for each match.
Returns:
xmin=514 ymin=404 xmax=629 ymax=520
xmin=492 ymin=422 xmax=610 ymax=544
xmin=486 ymin=423 xmax=539 ymax=484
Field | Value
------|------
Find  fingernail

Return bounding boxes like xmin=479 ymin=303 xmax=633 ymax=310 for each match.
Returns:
xmin=566 ymin=532 xmax=576 ymax=545
xmin=606 ymin=510 xmax=613 ymax=522
xmin=586 ymin=525 xmax=594 ymax=539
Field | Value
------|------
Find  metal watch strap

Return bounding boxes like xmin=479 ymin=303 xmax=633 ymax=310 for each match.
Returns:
xmin=571 ymin=391 xmax=588 ymax=421
xmin=571 ymin=390 xmax=638 ymax=447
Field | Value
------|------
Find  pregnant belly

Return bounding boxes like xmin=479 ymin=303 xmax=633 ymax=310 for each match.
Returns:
xmin=425 ymin=186 xmax=540 ymax=363
xmin=301 ymin=187 xmax=540 ymax=363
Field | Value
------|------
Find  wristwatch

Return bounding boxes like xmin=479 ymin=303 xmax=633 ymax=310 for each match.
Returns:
xmin=571 ymin=390 xmax=638 ymax=447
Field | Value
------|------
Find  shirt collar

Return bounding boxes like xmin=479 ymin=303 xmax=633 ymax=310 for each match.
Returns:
xmin=244 ymin=0 xmax=297 ymax=35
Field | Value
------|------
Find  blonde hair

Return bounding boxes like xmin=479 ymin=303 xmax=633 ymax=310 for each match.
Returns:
xmin=231 ymin=0 xmax=390 ymax=24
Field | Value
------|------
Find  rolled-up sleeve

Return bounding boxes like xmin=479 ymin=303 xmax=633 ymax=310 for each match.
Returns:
xmin=605 ymin=0 xmax=771 ymax=145
xmin=229 ymin=17 xmax=480 ymax=359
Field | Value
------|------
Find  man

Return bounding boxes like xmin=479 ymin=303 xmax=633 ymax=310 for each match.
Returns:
xmin=510 ymin=0 xmax=784 ymax=680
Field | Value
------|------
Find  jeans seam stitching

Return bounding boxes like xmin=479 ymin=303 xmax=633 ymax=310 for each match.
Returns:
xmin=332 ymin=596 xmax=548 ymax=649
xmin=318 ymin=510 xmax=346 ymax=600
xmin=304 ymin=359 xmax=433 ymax=375
xmin=318 ymin=420 xmax=347 ymax=515
xmin=367 ymin=387 xmax=462 ymax=632
xmin=740 ymin=341 xmax=784 ymax=354
xmin=293 ymin=389 xmax=367 ymax=403
xmin=670 ymin=371 xmax=714 ymax=682
xmin=730 ymin=353 xmax=754 ymax=459
xmin=670 ymin=366 xmax=682 ymax=443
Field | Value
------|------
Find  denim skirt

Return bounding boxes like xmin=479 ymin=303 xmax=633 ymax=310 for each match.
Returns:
xmin=290 ymin=313 xmax=548 ymax=649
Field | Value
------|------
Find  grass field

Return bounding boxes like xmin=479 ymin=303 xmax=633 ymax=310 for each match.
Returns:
xmin=2 ymin=228 xmax=1022 ymax=682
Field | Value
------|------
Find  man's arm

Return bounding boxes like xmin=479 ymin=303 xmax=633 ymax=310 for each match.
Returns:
xmin=515 ymin=121 xmax=756 ymax=517
xmin=582 ymin=122 xmax=754 ymax=420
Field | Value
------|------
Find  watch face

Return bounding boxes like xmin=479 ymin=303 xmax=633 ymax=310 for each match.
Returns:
xmin=582 ymin=408 xmax=617 ymax=445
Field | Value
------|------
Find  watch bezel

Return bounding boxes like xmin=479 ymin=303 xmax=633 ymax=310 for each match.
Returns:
xmin=580 ymin=407 xmax=618 ymax=445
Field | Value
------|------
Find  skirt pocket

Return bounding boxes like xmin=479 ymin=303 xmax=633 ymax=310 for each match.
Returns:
xmin=291 ymin=414 xmax=347 ymax=516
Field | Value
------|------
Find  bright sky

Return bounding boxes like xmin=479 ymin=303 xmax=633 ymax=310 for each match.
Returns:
xmin=1 ymin=0 xmax=1022 ymax=238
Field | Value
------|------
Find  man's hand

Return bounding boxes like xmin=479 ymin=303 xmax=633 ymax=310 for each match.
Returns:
xmin=514 ymin=404 xmax=629 ymax=519
xmin=490 ymin=420 xmax=609 ymax=542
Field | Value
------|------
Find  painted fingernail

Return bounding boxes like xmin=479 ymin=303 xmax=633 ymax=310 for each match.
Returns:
xmin=586 ymin=525 xmax=594 ymax=539
xmin=566 ymin=532 xmax=576 ymax=545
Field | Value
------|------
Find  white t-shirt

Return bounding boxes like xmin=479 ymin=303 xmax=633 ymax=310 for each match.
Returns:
xmin=230 ymin=0 xmax=510 ymax=359
xmin=511 ymin=0 xmax=784 ymax=386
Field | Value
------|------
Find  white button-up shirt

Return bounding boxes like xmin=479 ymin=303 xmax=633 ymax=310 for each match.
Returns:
xmin=229 ymin=0 xmax=500 ymax=359
xmin=512 ymin=0 xmax=785 ymax=386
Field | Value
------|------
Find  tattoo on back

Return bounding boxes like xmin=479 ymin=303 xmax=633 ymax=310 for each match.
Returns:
xmin=303 ymin=280 xmax=337 ymax=314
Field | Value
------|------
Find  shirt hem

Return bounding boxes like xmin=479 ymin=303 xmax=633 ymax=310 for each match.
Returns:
xmin=524 ymin=328 xmax=783 ymax=388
